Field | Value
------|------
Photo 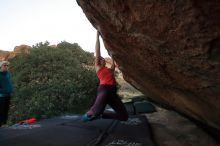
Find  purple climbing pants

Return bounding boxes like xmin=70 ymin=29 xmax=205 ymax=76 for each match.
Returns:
xmin=87 ymin=85 xmax=128 ymax=121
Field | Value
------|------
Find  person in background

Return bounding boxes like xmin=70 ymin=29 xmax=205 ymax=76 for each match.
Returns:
xmin=0 ymin=61 xmax=13 ymax=127
xmin=82 ymin=31 xmax=128 ymax=122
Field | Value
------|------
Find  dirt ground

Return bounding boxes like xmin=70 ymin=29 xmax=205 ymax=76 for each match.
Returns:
xmin=117 ymin=76 xmax=219 ymax=146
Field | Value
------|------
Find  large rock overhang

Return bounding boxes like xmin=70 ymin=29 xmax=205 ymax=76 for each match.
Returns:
xmin=77 ymin=0 xmax=220 ymax=131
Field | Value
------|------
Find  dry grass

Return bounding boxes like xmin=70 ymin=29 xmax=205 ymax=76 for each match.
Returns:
xmin=116 ymin=73 xmax=143 ymax=102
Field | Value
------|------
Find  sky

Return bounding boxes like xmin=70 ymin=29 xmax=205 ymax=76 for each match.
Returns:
xmin=0 ymin=0 xmax=108 ymax=56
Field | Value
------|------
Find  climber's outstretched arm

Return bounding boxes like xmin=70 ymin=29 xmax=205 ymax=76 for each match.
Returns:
xmin=95 ymin=31 xmax=101 ymax=66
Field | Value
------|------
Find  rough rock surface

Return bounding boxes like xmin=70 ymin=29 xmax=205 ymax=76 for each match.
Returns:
xmin=77 ymin=0 xmax=220 ymax=131
xmin=0 ymin=45 xmax=31 ymax=60
xmin=117 ymin=72 xmax=219 ymax=145
xmin=147 ymin=106 xmax=219 ymax=146
xmin=14 ymin=44 xmax=31 ymax=54
xmin=0 ymin=50 xmax=11 ymax=61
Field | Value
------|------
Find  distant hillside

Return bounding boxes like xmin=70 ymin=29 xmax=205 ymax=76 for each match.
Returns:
xmin=0 ymin=44 xmax=31 ymax=60
xmin=0 ymin=44 xmax=58 ymax=60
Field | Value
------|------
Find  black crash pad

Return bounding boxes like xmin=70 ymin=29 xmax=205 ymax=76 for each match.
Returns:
xmin=131 ymin=96 xmax=146 ymax=103
xmin=101 ymin=115 xmax=154 ymax=146
xmin=134 ymin=101 xmax=156 ymax=114
xmin=0 ymin=115 xmax=154 ymax=146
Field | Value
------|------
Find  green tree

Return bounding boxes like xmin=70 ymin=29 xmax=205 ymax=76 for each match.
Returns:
xmin=8 ymin=41 xmax=98 ymax=124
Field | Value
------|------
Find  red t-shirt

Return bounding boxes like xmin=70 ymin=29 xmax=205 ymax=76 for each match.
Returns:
xmin=97 ymin=67 xmax=116 ymax=85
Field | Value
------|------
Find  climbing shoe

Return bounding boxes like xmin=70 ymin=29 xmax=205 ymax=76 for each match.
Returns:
xmin=81 ymin=114 xmax=101 ymax=122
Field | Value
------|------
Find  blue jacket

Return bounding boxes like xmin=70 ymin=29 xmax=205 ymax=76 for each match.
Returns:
xmin=0 ymin=71 xmax=13 ymax=97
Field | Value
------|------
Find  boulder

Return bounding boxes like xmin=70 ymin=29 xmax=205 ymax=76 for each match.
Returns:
xmin=0 ymin=45 xmax=31 ymax=60
xmin=14 ymin=45 xmax=31 ymax=54
xmin=77 ymin=0 xmax=220 ymax=131
xmin=0 ymin=50 xmax=10 ymax=61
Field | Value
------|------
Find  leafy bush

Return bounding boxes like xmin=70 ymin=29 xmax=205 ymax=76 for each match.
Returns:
xmin=7 ymin=41 xmax=98 ymax=124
